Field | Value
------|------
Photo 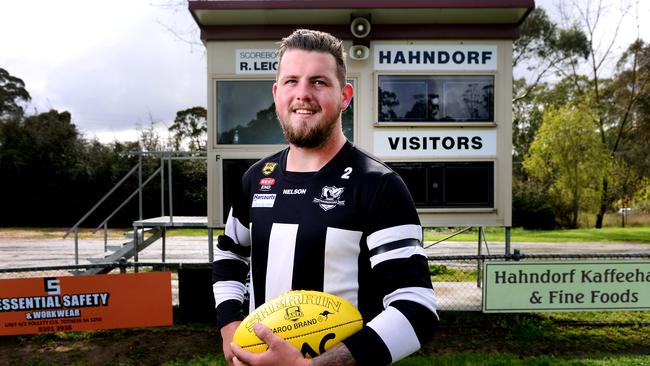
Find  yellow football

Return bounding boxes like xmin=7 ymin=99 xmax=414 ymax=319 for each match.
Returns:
xmin=233 ymin=290 xmax=363 ymax=358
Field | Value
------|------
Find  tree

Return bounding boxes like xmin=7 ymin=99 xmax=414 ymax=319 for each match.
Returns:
xmin=168 ymin=106 xmax=207 ymax=151
xmin=512 ymin=7 xmax=590 ymax=102
xmin=512 ymin=7 xmax=590 ymax=177
xmin=523 ymin=102 xmax=611 ymax=228
xmin=0 ymin=68 xmax=31 ymax=117
xmin=551 ymin=0 xmax=648 ymax=227
xmin=0 ymin=109 xmax=85 ymax=226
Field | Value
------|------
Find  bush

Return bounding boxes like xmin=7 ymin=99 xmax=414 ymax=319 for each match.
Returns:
xmin=512 ymin=178 xmax=557 ymax=230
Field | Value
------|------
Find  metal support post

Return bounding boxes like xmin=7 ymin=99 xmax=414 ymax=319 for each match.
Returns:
xmin=74 ymin=225 xmax=79 ymax=265
xmin=103 ymin=222 xmax=108 ymax=253
xmin=161 ymin=155 xmax=165 ymax=217
xmin=133 ymin=225 xmax=139 ymax=273
xmin=138 ymin=154 xmax=143 ymax=221
xmin=208 ymin=228 xmax=214 ymax=263
xmin=168 ymin=155 xmax=173 ymax=224
xmin=505 ymin=226 xmax=511 ymax=256
xmin=477 ymin=227 xmax=483 ymax=287
xmin=162 ymin=226 xmax=166 ymax=263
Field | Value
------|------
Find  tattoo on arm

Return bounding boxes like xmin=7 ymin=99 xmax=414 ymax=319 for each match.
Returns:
xmin=311 ymin=343 xmax=356 ymax=366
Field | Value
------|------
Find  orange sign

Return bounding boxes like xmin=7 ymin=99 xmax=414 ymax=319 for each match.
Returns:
xmin=0 ymin=272 xmax=172 ymax=336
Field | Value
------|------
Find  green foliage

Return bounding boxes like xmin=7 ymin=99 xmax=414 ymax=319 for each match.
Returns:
xmin=512 ymin=176 xmax=557 ymax=229
xmin=169 ymin=106 xmax=207 ymax=151
xmin=634 ymin=178 xmax=650 ymax=212
xmin=0 ymin=67 xmax=31 ymax=117
xmin=524 ymin=102 xmax=612 ymax=228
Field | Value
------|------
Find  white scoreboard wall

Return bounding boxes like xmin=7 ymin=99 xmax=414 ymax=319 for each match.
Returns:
xmin=188 ymin=0 xmax=534 ymax=228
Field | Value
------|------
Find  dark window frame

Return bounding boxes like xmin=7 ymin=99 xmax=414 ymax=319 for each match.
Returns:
xmin=377 ymin=74 xmax=495 ymax=124
xmin=387 ymin=161 xmax=494 ymax=209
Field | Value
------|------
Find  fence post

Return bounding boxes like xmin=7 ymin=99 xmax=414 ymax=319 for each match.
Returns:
xmin=103 ymin=222 xmax=108 ymax=253
xmin=74 ymin=225 xmax=79 ymax=265
xmin=133 ymin=225 xmax=139 ymax=273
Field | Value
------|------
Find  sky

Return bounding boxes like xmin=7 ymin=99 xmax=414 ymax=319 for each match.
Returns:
xmin=0 ymin=0 xmax=648 ymax=143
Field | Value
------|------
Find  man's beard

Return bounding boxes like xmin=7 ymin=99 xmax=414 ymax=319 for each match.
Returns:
xmin=277 ymin=108 xmax=340 ymax=149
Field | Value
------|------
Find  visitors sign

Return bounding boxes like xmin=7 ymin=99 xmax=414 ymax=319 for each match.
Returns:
xmin=483 ymin=261 xmax=650 ymax=312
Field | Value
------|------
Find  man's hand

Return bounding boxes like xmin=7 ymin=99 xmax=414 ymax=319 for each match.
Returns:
xmin=221 ymin=321 xmax=241 ymax=366
xmin=230 ymin=323 xmax=310 ymax=366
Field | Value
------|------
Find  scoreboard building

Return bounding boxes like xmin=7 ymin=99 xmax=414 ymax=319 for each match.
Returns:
xmin=188 ymin=0 xmax=535 ymax=229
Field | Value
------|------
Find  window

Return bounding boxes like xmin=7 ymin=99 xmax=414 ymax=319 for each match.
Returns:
xmin=378 ymin=75 xmax=494 ymax=123
xmin=388 ymin=161 xmax=494 ymax=208
xmin=216 ymin=80 xmax=355 ymax=145
xmin=217 ymin=80 xmax=282 ymax=144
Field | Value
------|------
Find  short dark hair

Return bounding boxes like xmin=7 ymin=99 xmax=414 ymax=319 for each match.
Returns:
xmin=277 ymin=29 xmax=347 ymax=87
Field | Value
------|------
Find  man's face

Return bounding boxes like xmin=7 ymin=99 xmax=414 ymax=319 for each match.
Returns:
xmin=273 ymin=49 xmax=353 ymax=148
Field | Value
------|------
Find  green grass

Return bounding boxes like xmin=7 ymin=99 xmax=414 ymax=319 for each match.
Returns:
xmin=162 ymin=226 xmax=650 ymax=243
xmin=394 ymin=354 xmax=650 ymax=366
xmin=429 ymin=264 xmax=477 ymax=282
xmin=424 ymin=226 xmax=650 ymax=243
xmin=162 ymin=351 xmax=650 ymax=366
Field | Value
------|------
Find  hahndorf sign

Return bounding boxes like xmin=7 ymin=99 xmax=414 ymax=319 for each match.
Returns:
xmin=483 ymin=261 xmax=650 ymax=312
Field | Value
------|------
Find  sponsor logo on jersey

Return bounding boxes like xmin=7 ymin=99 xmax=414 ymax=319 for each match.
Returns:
xmin=252 ymin=194 xmax=276 ymax=208
xmin=313 ymin=186 xmax=345 ymax=211
xmin=259 ymin=177 xmax=275 ymax=191
xmin=283 ymin=188 xmax=307 ymax=195
xmin=262 ymin=162 xmax=278 ymax=176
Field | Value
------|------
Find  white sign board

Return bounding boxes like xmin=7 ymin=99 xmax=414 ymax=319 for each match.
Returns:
xmin=236 ymin=49 xmax=278 ymax=74
xmin=374 ymin=45 xmax=497 ymax=71
xmin=373 ymin=129 xmax=497 ymax=158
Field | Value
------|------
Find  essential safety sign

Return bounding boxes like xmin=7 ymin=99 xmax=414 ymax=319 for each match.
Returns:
xmin=483 ymin=261 xmax=650 ymax=312
xmin=0 ymin=272 xmax=172 ymax=336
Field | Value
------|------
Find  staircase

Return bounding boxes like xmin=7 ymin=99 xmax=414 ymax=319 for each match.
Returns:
xmin=82 ymin=228 xmax=163 ymax=275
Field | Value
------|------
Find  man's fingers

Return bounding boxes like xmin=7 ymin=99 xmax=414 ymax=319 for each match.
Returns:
xmin=253 ymin=323 xmax=281 ymax=346
xmin=231 ymin=342 xmax=255 ymax=365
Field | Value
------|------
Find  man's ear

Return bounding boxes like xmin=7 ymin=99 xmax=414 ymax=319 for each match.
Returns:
xmin=341 ymin=83 xmax=354 ymax=110
xmin=272 ymin=82 xmax=278 ymax=98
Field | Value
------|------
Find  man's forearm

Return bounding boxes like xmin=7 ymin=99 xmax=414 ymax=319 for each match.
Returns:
xmin=311 ymin=343 xmax=356 ymax=366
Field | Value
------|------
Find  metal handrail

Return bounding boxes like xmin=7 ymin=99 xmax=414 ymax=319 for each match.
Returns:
xmin=63 ymin=163 xmax=140 ymax=239
xmin=92 ymin=166 xmax=162 ymax=233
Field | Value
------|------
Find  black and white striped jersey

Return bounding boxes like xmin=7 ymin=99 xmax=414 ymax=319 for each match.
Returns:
xmin=212 ymin=141 xmax=438 ymax=365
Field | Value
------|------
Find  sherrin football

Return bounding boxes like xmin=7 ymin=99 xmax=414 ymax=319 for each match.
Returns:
xmin=233 ymin=290 xmax=363 ymax=358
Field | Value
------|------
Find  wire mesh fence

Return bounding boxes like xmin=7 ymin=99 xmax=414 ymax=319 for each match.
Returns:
xmin=1 ymin=253 xmax=650 ymax=313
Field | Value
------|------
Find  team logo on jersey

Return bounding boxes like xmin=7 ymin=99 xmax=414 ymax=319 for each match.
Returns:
xmin=313 ymin=186 xmax=345 ymax=211
xmin=262 ymin=162 xmax=278 ymax=176
xmin=259 ymin=177 xmax=275 ymax=191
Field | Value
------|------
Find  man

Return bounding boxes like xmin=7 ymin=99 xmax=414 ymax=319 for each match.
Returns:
xmin=212 ymin=29 xmax=438 ymax=366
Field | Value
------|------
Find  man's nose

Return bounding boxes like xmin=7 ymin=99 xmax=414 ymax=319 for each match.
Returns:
xmin=295 ymin=82 xmax=313 ymax=100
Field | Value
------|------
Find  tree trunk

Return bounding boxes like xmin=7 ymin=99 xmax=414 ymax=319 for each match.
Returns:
xmin=595 ymin=177 xmax=609 ymax=228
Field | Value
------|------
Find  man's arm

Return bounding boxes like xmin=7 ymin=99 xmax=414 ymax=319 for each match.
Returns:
xmin=311 ymin=343 xmax=356 ymax=366
xmin=221 ymin=321 xmax=242 ymax=366
xmin=342 ymin=172 xmax=438 ymax=365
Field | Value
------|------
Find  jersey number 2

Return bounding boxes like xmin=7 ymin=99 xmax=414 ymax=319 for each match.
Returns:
xmin=341 ymin=167 xmax=353 ymax=180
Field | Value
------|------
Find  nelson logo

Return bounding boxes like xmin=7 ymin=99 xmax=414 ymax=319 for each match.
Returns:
xmin=313 ymin=186 xmax=345 ymax=211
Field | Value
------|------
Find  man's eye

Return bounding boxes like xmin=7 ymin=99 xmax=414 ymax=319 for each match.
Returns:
xmin=314 ymin=80 xmax=326 ymax=86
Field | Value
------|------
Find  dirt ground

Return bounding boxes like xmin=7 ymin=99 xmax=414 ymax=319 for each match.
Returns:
xmin=0 ymin=325 xmax=221 ymax=365
xmin=1 ymin=312 xmax=649 ymax=365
